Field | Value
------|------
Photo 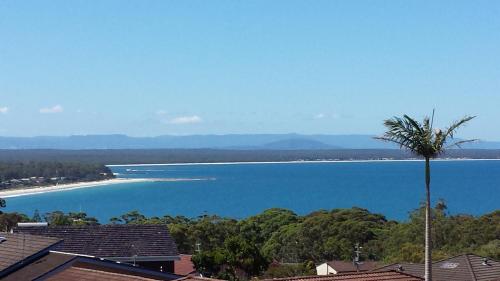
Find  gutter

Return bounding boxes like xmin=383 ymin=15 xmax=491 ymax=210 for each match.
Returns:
xmin=105 ymin=255 xmax=181 ymax=262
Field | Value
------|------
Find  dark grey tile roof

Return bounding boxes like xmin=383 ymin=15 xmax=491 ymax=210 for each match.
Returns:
xmin=373 ymin=254 xmax=500 ymax=281
xmin=14 ymin=224 xmax=179 ymax=259
xmin=0 ymin=232 xmax=61 ymax=276
xmin=433 ymin=254 xmax=500 ymax=281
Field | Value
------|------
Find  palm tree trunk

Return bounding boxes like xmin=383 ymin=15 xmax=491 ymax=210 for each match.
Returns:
xmin=424 ymin=157 xmax=432 ymax=281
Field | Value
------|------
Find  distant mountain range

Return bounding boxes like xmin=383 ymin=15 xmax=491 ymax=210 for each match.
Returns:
xmin=0 ymin=134 xmax=499 ymax=150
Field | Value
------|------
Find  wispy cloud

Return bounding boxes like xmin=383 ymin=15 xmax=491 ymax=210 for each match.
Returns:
xmin=314 ymin=113 xmax=326 ymax=119
xmin=40 ymin=105 xmax=63 ymax=114
xmin=167 ymin=115 xmax=202 ymax=125
xmin=0 ymin=107 xmax=8 ymax=114
xmin=156 ymin=109 xmax=168 ymax=116
xmin=314 ymin=113 xmax=341 ymax=120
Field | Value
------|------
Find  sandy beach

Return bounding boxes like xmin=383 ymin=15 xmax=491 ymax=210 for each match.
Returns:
xmin=0 ymin=177 xmax=211 ymax=198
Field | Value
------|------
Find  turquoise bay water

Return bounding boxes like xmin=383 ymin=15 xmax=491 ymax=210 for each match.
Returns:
xmin=4 ymin=160 xmax=500 ymax=222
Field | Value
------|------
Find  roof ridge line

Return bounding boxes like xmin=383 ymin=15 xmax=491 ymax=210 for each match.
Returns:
xmin=431 ymin=253 xmax=466 ymax=264
xmin=261 ymin=270 xmax=424 ymax=281
xmin=464 ymin=254 xmax=478 ymax=281
xmin=370 ymin=262 xmax=423 ymax=272
xmin=385 ymin=269 xmax=424 ymax=280
xmin=49 ymin=250 xmax=97 ymax=258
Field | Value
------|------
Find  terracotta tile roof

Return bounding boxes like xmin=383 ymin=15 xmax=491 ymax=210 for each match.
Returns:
xmin=45 ymin=266 xmax=163 ymax=281
xmin=373 ymin=254 xmax=500 ymax=281
xmin=372 ymin=263 xmax=424 ymax=278
xmin=260 ymin=270 xmax=423 ymax=281
xmin=2 ymin=251 xmax=74 ymax=281
xmin=175 ymin=254 xmax=197 ymax=275
xmin=175 ymin=276 xmax=227 ymax=281
xmin=14 ymin=224 xmax=179 ymax=260
xmin=0 ymin=232 xmax=61 ymax=277
xmin=3 ymin=251 xmax=183 ymax=281
xmin=325 ymin=261 xmax=380 ymax=273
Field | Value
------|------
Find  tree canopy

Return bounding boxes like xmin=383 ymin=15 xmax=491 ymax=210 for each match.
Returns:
xmin=0 ymin=205 xmax=497 ymax=280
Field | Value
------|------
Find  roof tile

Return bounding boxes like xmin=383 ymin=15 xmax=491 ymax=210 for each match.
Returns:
xmin=373 ymin=254 xmax=500 ymax=281
xmin=260 ymin=271 xmax=423 ymax=281
xmin=14 ymin=224 xmax=179 ymax=259
xmin=0 ymin=232 xmax=61 ymax=274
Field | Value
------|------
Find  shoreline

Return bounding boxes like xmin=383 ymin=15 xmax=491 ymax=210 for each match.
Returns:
xmin=3 ymin=159 xmax=499 ymax=198
xmin=0 ymin=177 xmax=212 ymax=198
xmin=107 ymin=158 xmax=500 ymax=167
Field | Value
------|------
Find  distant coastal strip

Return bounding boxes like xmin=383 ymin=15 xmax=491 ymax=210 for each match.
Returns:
xmin=0 ymin=177 xmax=213 ymax=198
xmin=106 ymin=158 xmax=500 ymax=167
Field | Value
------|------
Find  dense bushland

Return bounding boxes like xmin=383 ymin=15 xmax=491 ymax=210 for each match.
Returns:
xmin=1 ymin=203 xmax=498 ymax=280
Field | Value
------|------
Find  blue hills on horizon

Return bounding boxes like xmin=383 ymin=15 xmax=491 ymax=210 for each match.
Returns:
xmin=0 ymin=134 xmax=499 ymax=150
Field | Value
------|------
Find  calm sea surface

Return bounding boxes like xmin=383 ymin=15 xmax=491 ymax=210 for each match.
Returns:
xmin=4 ymin=160 xmax=500 ymax=222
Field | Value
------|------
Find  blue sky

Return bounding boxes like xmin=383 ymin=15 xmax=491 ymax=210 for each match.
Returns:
xmin=0 ymin=1 xmax=499 ymax=139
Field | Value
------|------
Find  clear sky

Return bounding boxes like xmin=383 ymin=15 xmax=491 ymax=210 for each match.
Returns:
xmin=1 ymin=1 xmax=499 ymax=139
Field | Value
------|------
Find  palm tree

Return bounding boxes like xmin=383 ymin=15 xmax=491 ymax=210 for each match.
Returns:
xmin=376 ymin=111 xmax=475 ymax=281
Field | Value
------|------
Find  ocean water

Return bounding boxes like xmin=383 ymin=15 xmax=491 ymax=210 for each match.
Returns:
xmin=4 ymin=160 xmax=500 ymax=223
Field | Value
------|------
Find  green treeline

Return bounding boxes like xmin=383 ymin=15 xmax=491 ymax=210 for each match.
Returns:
xmin=1 ymin=204 xmax=498 ymax=280
xmin=0 ymin=162 xmax=114 ymax=190
xmin=1 ymin=149 xmax=500 ymax=165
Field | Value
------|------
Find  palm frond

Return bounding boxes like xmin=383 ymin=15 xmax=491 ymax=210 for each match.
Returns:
xmin=376 ymin=116 xmax=426 ymax=153
xmin=443 ymin=116 xmax=476 ymax=139
xmin=445 ymin=139 xmax=478 ymax=149
xmin=374 ymin=136 xmax=410 ymax=149
xmin=404 ymin=115 xmax=424 ymax=135
xmin=376 ymin=112 xmax=476 ymax=158
xmin=430 ymin=109 xmax=435 ymax=131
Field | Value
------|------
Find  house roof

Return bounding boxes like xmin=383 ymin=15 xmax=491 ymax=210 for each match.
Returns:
xmin=3 ymin=251 xmax=183 ymax=281
xmin=432 ymin=254 xmax=500 ymax=281
xmin=45 ymin=267 xmax=162 ymax=281
xmin=0 ymin=232 xmax=61 ymax=277
xmin=324 ymin=261 xmax=379 ymax=273
xmin=372 ymin=263 xmax=424 ymax=278
xmin=175 ymin=254 xmax=197 ymax=275
xmin=175 ymin=276 xmax=226 ymax=281
xmin=373 ymin=254 xmax=500 ymax=281
xmin=14 ymin=224 xmax=179 ymax=261
xmin=260 ymin=270 xmax=423 ymax=281
xmin=2 ymin=251 xmax=74 ymax=281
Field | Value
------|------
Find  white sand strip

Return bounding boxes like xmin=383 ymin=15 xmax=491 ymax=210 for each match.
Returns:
xmin=107 ymin=158 xmax=500 ymax=167
xmin=0 ymin=177 xmax=213 ymax=198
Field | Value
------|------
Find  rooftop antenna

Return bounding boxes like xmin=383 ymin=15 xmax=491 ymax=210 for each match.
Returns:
xmin=195 ymin=242 xmax=202 ymax=254
xmin=131 ymin=244 xmax=137 ymax=266
xmin=353 ymin=243 xmax=363 ymax=272
xmin=195 ymin=242 xmax=203 ymax=277
xmin=294 ymin=240 xmax=299 ymax=264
